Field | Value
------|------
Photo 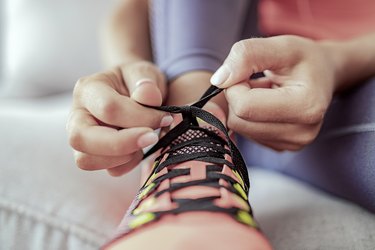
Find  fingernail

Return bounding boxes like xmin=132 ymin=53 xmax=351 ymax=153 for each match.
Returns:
xmin=131 ymin=79 xmax=157 ymax=101
xmin=263 ymin=70 xmax=273 ymax=78
xmin=135 ymin=78 xmax=156 ymax=88
xmin=137 ymin=132 xmax=158 ymax=148
xmin=210 ymin=65 xmax=230 ymax=86
xmin=160 ymin=115 xmax=173 ymax=127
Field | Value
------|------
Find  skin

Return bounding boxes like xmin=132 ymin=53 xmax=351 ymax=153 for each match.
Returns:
xmin=66 ymin=0 xmax=225 ymax=176
xmin=211 ymin=34 xmax=375 ymax=151
xmin=66 ymin=0 xmax=375 ymax=172
xmin=67 ymin=0 xmax=166 ymax=176
xmin=66 ymin=1 xmax=374 ymax=249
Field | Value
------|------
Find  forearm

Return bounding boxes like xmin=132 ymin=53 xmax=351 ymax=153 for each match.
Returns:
xmin=151 ymin=0 xmax=249 ymax=109
xmin=320 ymin=33 xmax=375 ymax=92
xmin=102 ymin=0 xmax=152 ymax=66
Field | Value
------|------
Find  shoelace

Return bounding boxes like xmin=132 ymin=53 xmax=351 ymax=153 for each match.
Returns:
xmin=121 ymin=85 xmax=256 ymax=233
xmin=143 ymin=85 xmax=249 ymax=189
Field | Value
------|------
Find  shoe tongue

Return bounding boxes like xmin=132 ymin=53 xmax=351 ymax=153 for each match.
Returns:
xmin=169 ymin=126 xmax=221 ymax=158
xmin=169 ymin=102 xmax=227 ymax=147
xmin=171 ymin=126 xmax=218 ymax=145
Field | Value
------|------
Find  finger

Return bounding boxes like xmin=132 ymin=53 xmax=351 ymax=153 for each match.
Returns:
xmin=121 ymin=62 xmax=167 ymax=106
xmin=225 ymin=82 xmax=324 ymax=124
xmin=77 ymin=80 xmax=172 ymax=128
xmin=210 ymin=36 xmax=296 ymax=88
xmin=248 ymin=77 xmax=274 ymax=89
xmin=227 ymin=109 xmax=320 ymax=146
xmin=67 ymin=109 xmax=159 ymax=156
xmin=74 ymin=150 xmax=138 ymax=171
xmin=107 ymin=151 xmax=144 ymax=176
xmin=254 ymin=139 xmax=303 ymax=152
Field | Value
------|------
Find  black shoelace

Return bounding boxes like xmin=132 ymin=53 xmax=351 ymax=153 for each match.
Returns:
xmin=143 ymin=85 xmax=249 ymax=191
xmin=103 ymin=86 xmax=257 ymax=249
xmin=130 ymin=85 xmax=254 ymax=224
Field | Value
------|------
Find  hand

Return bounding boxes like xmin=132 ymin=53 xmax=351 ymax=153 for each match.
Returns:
xmin=66 ymin=61 xmax=173 ymax=176
xmin=210 ymin=35 xmax=337 ymax=151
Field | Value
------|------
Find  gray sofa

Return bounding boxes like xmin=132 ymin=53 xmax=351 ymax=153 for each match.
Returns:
xmin=1 ymin=1 xmax=374 ymax=249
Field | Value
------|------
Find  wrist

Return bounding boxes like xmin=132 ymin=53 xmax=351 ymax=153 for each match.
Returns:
xmin=168 ymin=71 xmax=228 ymax=114
xmin=319 ymin=34 xmax=375 ymax=92
xmin=318 ymin=40 xmax=349 ymax=92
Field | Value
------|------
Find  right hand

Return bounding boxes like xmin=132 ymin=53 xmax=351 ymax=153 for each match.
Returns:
xmin=66 ymin=61 xmax=173 ymax=176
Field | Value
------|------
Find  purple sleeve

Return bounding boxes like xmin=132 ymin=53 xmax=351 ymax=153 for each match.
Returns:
xmin=150 ymin=0 xmax=250 ymax=81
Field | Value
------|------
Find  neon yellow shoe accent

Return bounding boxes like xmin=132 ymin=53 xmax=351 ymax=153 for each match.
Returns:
xmin=233 ymin=183 xmax=248 ymax=201
xmin=232 ymin=169 xmax=245 ymax=189
xmin=237 ymin=210 xmax=257 ymax=227
xmin=151 ymin=161 xmax=159 ymax=171
xmin=138 ymin=183 xmax=156 ymax=200
xmin=233 ymin=194 xmax=250 ymax=211
xmin=129 ymin=212 xmax=156 ymax=229
xmin=133 ymin=197 xmax=156 ymax=215
xmin=196 ymin=117 xmax=206 ymax=125
xmin=146 ymin=172 xmax=158 ymax=186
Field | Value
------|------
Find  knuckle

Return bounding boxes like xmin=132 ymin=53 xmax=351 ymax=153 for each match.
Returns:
xmin=301 ymin=106 xmax=325 ymax=124
xmin=232 ymin=41 xmax=248 ymax=55
xmin=107 ymin=168 xmax=124 ymax=177
xmin=232 ymin=100 xmax=252 ymax=120
xmin=230 ymin=39 xmax=262 ymax=72
xmin=73 ymin=77 xmax=88 ymax=96
xmin=230 ymin=41 xmax=252 ymax=65
xmin=97 ymin=98 xmax=119 ymax=123
xmin=68 ymin=127 xmax=84 ymax=151
xmin=75 ymin=153 xmax=94 ymax=170
xmin=294 ymin=131 xmax=316 ymax=147
xmin=227 ymin=111 xmax=241 ymax=131
xmin=287 ymin=144 xmax=304 ymax=152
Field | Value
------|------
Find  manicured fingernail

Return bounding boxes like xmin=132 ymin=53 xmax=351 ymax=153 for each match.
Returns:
xmin=160 ymin=115 xmax=173 ymax=127
xmin=135 ymin=78 xmax=156 ymax=89
xmin=263 ymin=70 xmax=273 ymax=78
xmin=132 ymin=79 xmax=157 ymax=100
xmin=210 ymin=65 xmax=230 ymax=86
xmin=137 ymin=132 xmax=158 ymax=148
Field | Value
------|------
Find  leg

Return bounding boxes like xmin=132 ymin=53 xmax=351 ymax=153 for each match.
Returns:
xmin=103 ymin=1 xmax=272 ymax=249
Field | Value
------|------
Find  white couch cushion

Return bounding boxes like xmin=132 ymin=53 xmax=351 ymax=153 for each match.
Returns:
xmin=0 ymin=96 xmax=374 ymax=250
xmin=0 ymin=0 xmax=114 ymax=97
xmin=249 ymin=168 xmax=375 ymax=250
xmin=0 ymin=95 xmax=140 ymax=249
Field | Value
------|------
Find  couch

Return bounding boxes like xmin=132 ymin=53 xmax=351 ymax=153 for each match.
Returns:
xmin=1 ymin=1 xmax=375 ymax=249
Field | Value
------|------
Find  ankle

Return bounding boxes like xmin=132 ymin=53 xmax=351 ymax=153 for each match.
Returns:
xmin=167 ymin=71 xmax=228 ymax=115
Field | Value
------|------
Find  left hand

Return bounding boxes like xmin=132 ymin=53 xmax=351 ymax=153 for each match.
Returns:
xmin=210 ymin=35 xmax=337 ymax=151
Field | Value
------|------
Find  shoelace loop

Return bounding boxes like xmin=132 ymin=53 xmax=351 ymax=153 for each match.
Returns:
xmin=142 ymin=85 xmax=250 ymax=192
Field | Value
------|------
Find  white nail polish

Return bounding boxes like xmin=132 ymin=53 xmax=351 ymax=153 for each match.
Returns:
xmin=160 ymin=115 xmax=174 ymax=127
xmin=137 ymin=132 xmax=159 ymax=148
xmin=263 ymin=70 xmax=273 ymax=78
xmin=135 ymin=78 xmax=156 ymax=87
xmin=210 ymin=65 xmax=230 ymax=86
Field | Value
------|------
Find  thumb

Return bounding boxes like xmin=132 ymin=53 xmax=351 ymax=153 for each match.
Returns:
xmin=121 ymin=62 xmax=167 ymax=106
xmin=210 ymin=37 xmax=288 ymax=88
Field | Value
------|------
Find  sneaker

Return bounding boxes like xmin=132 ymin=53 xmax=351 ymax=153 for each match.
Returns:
xmin=103 ymin=86 xmax=272 ymax=250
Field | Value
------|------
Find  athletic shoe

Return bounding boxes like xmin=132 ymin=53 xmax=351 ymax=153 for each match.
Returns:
xmin=103 ymin=86 xmax=272 ymax=250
